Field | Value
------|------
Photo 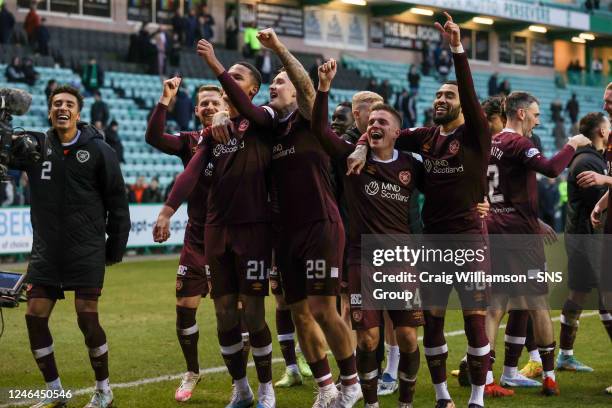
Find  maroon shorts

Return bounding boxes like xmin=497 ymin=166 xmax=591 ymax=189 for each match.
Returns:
xmin=270 ymin=224 xmax=284 ymax=296
xmin=205 ymin=223 xmax=271 ymax=299
xmin=347 ymin=264 xmax=424 ymax=330
xmin=278 ymin=220 xmax=344 ymax=305
xmin=176 ymin=223 xmax=209 ymax=298
xmin=491 ymin=241 xmax=548 ymax=296
xmin=26 ymin=284 xmax=101 ymax=300
xmin=420 ymin=233 xmax=491 ymax=310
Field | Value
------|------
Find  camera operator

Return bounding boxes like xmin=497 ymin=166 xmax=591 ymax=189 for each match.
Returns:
xmin=9 ymin=85 xmax=130 ymax=408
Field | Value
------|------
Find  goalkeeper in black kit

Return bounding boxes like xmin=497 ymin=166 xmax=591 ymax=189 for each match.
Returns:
xmin=9 ymin=86 xmax=130 ymax=408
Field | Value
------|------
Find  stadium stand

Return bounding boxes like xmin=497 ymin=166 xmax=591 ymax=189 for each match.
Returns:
xmin=0 ymin=51 xmax=606 ymax=191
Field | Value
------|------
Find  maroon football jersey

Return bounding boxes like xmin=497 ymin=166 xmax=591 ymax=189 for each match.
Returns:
xmin=311 ymin=91 xmax=423 ymax=263
xmin=357 ymin=52 xmax=490 ymax=233
xmin=271 ymin=111 xmax=341 ymax=229
xmin=146 ymin=104 xmax=210 ymax=227
xmin=203 ymin=116 xmax=271 ymax=226
xmin=216 ymin=71 xmax=340 ymax=230
xmin=606 ymin=138 xmax=612 ymax=233
xmin=487 ymin=129 xmax=575 ymax=234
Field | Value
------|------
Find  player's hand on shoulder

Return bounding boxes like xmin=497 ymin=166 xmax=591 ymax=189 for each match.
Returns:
xmin=346 ymin=144 xmax=367 ymax=175
xmin=576 ymin=170 xmax=606 ymax=188
xmin=434 ymin=12 xmax=461 ymax=48
xmin=257 ymin=28 xmax=282 ymax=51
xmin=160 ymin=76 xmax=181 ymax=106
xmin=567 ymin=134 xmax=591 ymax=149
xmin=211 ymin=111 xmax=233 ymax=145
xmin=317 ymin=59 xmax=337 ymax=92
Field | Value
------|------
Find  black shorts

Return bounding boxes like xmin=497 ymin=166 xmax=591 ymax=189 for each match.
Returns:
xmin=26 ymin=284 xmax=102 ymax=300
xmin=205 ymin=223 xmax=271 ymax=299
xmin=278 ymin=220 xmax=344 ymax=305
xmin=566 ymin=235 xmax=599 ymax=293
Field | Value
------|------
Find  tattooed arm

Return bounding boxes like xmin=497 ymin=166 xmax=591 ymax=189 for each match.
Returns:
xmin=257 ymin=28 xmax=315 ymax=119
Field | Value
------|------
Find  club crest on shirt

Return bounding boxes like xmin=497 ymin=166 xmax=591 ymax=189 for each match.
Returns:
xmin=448 ymin=140 xmax=460 ymax=155
xmin=238 ymin=119 xmax=249 ymax=132
xmin=352 ymin=310 xmax=362 ymax=323
xmin=365 ymin=165 xmax=377 ymax=175
xmin=422 ymin=142 xmax=431 ymax=153
xmin=399 ymin=170 xmax=411 ymax=186
xmin=525 ymin=148 xmax=540 ymax=158
xmin=76 ymin=150 xmax=90 ymax=163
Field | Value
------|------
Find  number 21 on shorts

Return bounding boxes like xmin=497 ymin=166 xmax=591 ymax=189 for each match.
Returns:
xmin=246 ymin=260 xmax=267 ymax=280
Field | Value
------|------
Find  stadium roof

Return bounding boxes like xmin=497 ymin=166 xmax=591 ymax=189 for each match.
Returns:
xmin=301 ymin=0 xmax=612 ymax=45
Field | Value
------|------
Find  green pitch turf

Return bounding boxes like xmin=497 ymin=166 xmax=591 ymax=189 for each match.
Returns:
xmin=0 ymin=240 xmax=610 ymax=407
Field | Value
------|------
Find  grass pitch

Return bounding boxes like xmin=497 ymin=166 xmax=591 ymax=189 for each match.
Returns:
xmin=0 ymin=241 xmax=610 ymax=407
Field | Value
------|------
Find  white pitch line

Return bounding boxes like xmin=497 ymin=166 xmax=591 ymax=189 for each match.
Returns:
xmin=0 ymin=311 xmax=599 ymax=408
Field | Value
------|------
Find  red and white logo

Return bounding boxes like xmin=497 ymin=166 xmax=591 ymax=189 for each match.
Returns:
xmin=399 ymin=170 xmax=411 ymax=186
xmin=449 ymin=140 xmax=460 ymax=155
xmin=352 ymin=310 xmax=362 ymax=323
xmin=175 ymin=280 xmax=183 ymax=291
xmin=238 ymin=119 xmax=249 ymax=132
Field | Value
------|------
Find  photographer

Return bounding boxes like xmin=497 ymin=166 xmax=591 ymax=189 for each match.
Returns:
xmin=8 ymin=86 xmax=130 ymax=408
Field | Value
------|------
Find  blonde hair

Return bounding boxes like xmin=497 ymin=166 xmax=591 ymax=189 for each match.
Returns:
xmin=606 ymin=82 xmax=612 ymax=91
xmin=352 ymin=91 xmax=383 ymax=111
xmin=196 ymin=85 xmax=222 ymax=104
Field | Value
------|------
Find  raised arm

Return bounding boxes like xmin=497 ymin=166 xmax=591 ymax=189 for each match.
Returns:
xmin=258 ymin=28 xmax=315 ymax=119
xmin=154 ymin=137 xmax=210 ymax=243
xmin=196 ymin=40 xmax=274 ymax=128
xmin=522 ymin=135 xmax=589 ymax=177
xmin=312 ymin=59 xmax=354 ymax=161
xmin=145 ymin=77 xmax=186 ymax=155
xmin=435 ymin=12 xmax=490 ymax=152
xmin=165 ymin=139 xmax=210 ymax=211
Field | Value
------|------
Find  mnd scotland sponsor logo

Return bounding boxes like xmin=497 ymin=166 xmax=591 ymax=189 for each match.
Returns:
xmin=213 ymin=138 xmax=245 ymax=157
xmin=424 ymin=158 xmax=464 ymax=174
xmin=272 ymin=143 xmax=296 ymax=159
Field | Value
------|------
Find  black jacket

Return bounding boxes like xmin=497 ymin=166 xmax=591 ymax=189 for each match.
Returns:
xmin=11 ymin=123 xmax=130 ymax=288
xmin=91 ymin=100 xmax=110 ymax=126
xmin=566 ymin=145 xmax=607 ymax=234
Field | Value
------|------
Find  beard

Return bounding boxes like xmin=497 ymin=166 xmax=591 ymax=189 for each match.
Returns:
xmin=433 ymin=104 xmax=461 ymax=125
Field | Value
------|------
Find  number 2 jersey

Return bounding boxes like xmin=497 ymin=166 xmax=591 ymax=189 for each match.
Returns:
xmin=487 ymin=129 xmax=575 ymax=234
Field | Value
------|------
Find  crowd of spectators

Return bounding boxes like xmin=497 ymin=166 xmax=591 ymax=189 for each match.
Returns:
xmin=5 ymin=56 xmax=39 ymax=85
xmin=126 ymin=176 xmax=164 ymax=204
xmin=487 ymin=73 xmax=512 ymax=97
xmin=126 ymin=4 xmax=217 ymax=79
